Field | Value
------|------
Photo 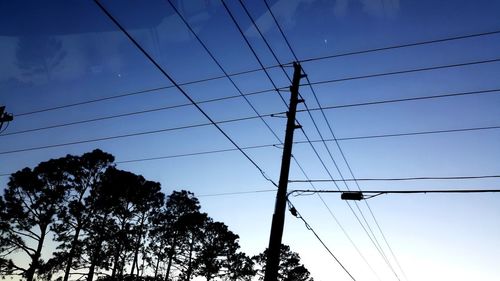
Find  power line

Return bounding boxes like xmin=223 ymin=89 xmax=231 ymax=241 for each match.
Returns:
xmin=296 ymin=88 xmax=500 ymax=113
xmin=220 ymin=0 xmax=287 ymax=106
xmin=299 ymin=30 xmax=500 ymax=64
xmin=0 ymin=114 xmax=274 ymax=156
xmin=14 ymin=71 xmax=279 ymax=118
xmin=166 ymin=0 xmax=284 ymax=145
xmin=239 ymin=1 xmax=382 ymax=279
xmin=197 ymin=189 xmax=276 ymax=197
xmin=15 ymin=86 xmax=170 ymax=117
xmin=2 ymin=87 xmax=277 ymax=137
xmin=304 ymin=75 xmax=409 ymax=281
xmin=94 ymin=0 xmax=278 ymax=186
xmin=13 ymin=29 xmax=500 ymax=118
xmin=12 ymin=57 xmax=500 ymax=131
xmin=6 ymin=86 xmax=499 ymax=138
xmin=290 ymin=188 xmax=500 ymax=196
xmin=226 ymin=3 xmax=386 ymax=279
xmin=298 ymin=124 xmax=400 ymax=280
xmin=298 ymin=51 xmax=498 ymax=281
xmin=1 ymin=120 xmax=498 ymax=156
xmin=305 ymin=57 xmax=500 ymax=87
xmin=289 ymin=175 xmax=500 ymax=183
xmin=262 ymin=2 xmax=403 ymax=279
xmin=328 ymin=124 xmax=500 ymax=141
xmin=287 ymin=201 xmax=357 ymax=281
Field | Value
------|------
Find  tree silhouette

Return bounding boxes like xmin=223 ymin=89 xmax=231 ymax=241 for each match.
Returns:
xmin=253 ymin=244 xmax=313 ymax=281
xmin=50 ymin=149 xmax=115 ymax=281
xmin=0 ymin=156 xmax=72 ymax=281
xmin=195 ymin=219 xmax=254 ymax=281
xmin=98 ymin=168 xmax=163 ymax=280
xmin=0 ymin=150 xmax=316 ymax=281
xmin=148 ymin=190 xmax=203 ymax=281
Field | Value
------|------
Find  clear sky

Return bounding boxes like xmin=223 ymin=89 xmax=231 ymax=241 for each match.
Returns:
xmin=1 ymin=0 xmax=500 ymax=280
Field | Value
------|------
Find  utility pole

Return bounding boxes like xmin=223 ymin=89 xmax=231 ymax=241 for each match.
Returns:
xmin=264 ymin=62 xmax=304 ymax=281
xmin=0 ymin=106 xmax=14 ymax=132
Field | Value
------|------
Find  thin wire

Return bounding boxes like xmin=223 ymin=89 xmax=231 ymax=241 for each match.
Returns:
xmin=14 ymin=70 xmax=279 ymax=117
xmin=298 ymin=30 xmax=500 ymax=64
xmin=229 ymin=3 xmax=387 ymax=278
xmin=220 ymin=0 xmax=288 ymax=105
xmin=291 ymin=154 xmax=383 ymax=281
xmin=6 ymin=87 xmax=499 ymax=138
xmin=227 ymin=3 xmax=374 ymax=276
xmin=197 ymin=189 xmax=276 ymax=197
xmin=248 ymin=0 xmax=380 ymax=280
xmin=290 ymin=188 xmax=500 ymax=196
xmin=0 ymin=114 xmax=273 ymax=155
xmin=289 ymin=175 xmax=500 ymax=183
xmin=296 ymin=88 xmax=500 ymax=113
xmin=94 ymin=0 xmax=278 ymax=187
xmin=304 ymin=72 xmax=407 ymax=281
xmin=262 ymin=0 xmax=299 ymax=61
xmin=305 ymin=57 xmax=500 ymax=87
xmin=263 ymin=2 xmax=401 ymax=278
xmin=298 ymin=125 xmax=400 ymax=279
xmin=2 ymin=121 xmax=498 ymax=156
xmin=287 ymin=201 xmax=357 ymax=281
xmin=166 ymin=0 xmax=283 ymax=144
xmin=13 ymin=29 xmax=500 ymax=118
xmin=329 ymin=124 xmax=500 ymax=141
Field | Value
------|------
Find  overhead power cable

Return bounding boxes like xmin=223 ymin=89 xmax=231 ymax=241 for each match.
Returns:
xmin=13 ymin=28 xmax=500 ymax=118
xmin=166 ymin=0 xmax=284 ymax=145
xmin=222 ymin=3 xmax=369 ymax=277
xmin=305 ymin=57 xmax=500 ymax=87
xmin=262 ymin=2 xmax=403 ymax=279
xmin=289 ymin=175 xmax=500 ymax=183
xmin=296 ymin=88 xmax=500 ymax=113
xmin=14 ymin=71 xmax=279 ymax=118
xmin=69 ymin=0 xmax=279 ymax=187
xmin=5 ymin=86 xmax=499 ymax=138
xmin=298 ymin=123 xmax=400 ymax=280
xmin=298 ymin=30 xmax=500 ymax=64
xmin=1 ymin=87 xmax=276 ymax=137
xmin=287 ymin=201 xmax=357 ymax=281
xmin=264 ymin=1 xmax=410 ymax=279
xmin=220 ymin=0 xmax=288 ymax=106
xmin=1 ymin=121 xmax=498 ymax=156
xmin=291 ymin=188 xmax=500 ymax=195
xmin=239 ymin=1 xmax=382 ymax=279
xmin=197 ymin=189 xmax=276 ymax=197
xmin=234 ymin=0 xmax=395 ymax=277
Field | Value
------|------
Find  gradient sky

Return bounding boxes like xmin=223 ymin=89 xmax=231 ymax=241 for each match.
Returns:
xmin=1 ymin=1 xmax=500 ymax=280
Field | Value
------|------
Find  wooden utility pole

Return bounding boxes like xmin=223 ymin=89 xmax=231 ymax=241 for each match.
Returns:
xmin=264 ymin=62 xmax=304 ymax=281
xmin=0 ymin=106 xmax=14 ymax=132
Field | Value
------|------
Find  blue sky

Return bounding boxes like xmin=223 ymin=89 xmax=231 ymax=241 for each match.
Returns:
xmin=1 ymin=0 xmax=500 ymax=280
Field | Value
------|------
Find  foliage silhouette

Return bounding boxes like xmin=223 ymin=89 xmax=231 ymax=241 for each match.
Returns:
xmin=253 ymin=244 xmax=313 ymax=281
xmin=0 ymin=150 xmax=314 ymax=281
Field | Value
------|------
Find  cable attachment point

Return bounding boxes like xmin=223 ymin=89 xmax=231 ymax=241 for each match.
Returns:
xmin=270 ymin=113 xmax=287 ymax=119
xmin=297 ymin=99 xmax=305 ymax=104
xmin=294 ymin=124 xmax=302 ymax=129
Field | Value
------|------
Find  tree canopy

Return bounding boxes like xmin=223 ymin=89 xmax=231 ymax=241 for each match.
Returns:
xmin=0 ymin=150 xmax=312 ymax=281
